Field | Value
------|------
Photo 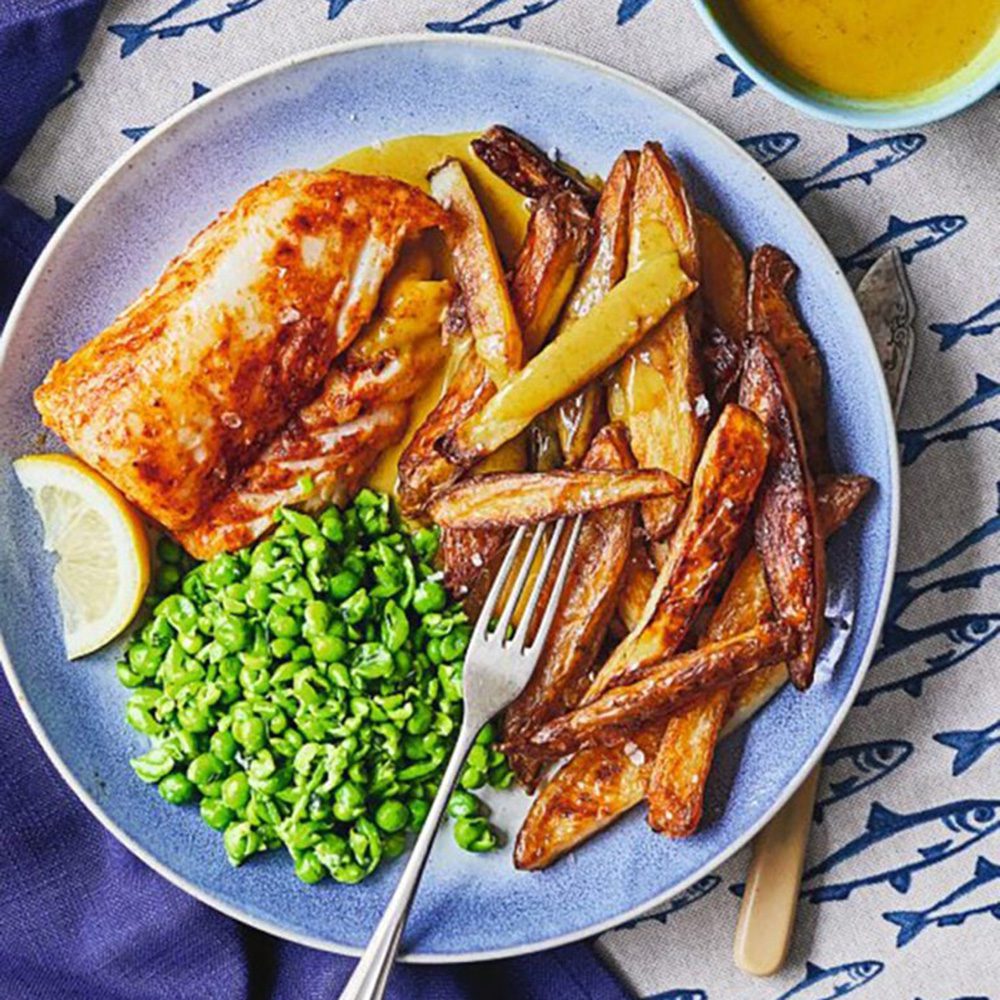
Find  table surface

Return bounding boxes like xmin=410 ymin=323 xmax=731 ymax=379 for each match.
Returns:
xmin=5 ymin=2 xmax=999 ymax=997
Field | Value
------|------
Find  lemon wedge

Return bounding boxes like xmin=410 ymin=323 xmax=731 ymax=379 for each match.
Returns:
xmin=13 ymin=454 xmax=150 ymax=659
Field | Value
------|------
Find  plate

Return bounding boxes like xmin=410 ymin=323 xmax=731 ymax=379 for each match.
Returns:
xmin=0 ymin=36 xmax=899 ymax=961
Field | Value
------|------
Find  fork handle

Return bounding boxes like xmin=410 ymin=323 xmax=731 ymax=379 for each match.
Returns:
xmin=733 ymin=764 xmax=820 ymax=976
xmin=339 ymin=720 xmax=480 ymax=1000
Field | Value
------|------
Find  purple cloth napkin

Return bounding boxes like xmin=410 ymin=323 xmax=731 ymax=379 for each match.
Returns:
xmin=0 ymin=4 xmax=630 ymax=997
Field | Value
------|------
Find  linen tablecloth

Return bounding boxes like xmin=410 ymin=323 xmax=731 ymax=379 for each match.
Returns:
xmin=3 ymin=2 xmax=999 ymax=997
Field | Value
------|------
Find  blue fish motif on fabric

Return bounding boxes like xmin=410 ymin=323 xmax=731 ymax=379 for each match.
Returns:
xmin=815 ymin=740 xmax=913 ymax=823
xmin=782 ymin=133 xmax=925 ymax=201
xmin=426 ymin=0 xmax=565 ymax=33
xmin=617 ymin=0 xmax=657 ymax=24
xmin=838 ymin=214 xmax=967 ymax=273
xmin=858 ymin=484 xmax=1000 ymax=704
xmin=884 ymin=856 xmax=1000 ymax=947
xmin=326 ymin=0 xmax=357 ymax=16
xmin=738 ymin=131 xmax=800 ymax=167
xmin=618 ymin=875 xmax=720 ymax=929
xmin=935 ymin=718 xmax=1000 ymax=776
xmin=50 ymin=71 xmax=84 ymax=109
xmin=898 ymin=374 xmax=1000 ymax=466
xmin=930 ymin=295 xmax=1000 ymax=351
xmin=774 ymin=959 xmax=884 ymax=1000
xmin=122 ymin=81 xmax=212 ymax=143
xmin=108 ymin=0 xmax=268 ymax=58
xmin=648 ymin=991 xmax=708 ymax=1000
xmin=49 ymin=196 xmax=74 ymax=226
xmin=798 ymin=798 xmax=1000 ymax=903
xmin=715 ymin=54 xmax=756 ymax=97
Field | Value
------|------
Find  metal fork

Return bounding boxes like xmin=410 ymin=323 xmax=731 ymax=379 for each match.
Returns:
xmin=340 ymin=515 xmax=585 ymax=1000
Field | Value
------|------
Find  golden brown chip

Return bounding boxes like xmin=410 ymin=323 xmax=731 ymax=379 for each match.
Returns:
xmin=739 ymin=335 xmax=825 ymax=690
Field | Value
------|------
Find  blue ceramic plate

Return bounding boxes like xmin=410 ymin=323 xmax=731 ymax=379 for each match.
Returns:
xmin=0 ymin=37 xmax=899 ymax=961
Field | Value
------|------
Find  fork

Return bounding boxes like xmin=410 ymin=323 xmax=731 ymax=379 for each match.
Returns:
xmin=339 ymin=515 xmax=585 ymax=1000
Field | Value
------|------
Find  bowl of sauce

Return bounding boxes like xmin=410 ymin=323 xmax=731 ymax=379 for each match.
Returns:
xmin=693 ymin=0 xmax=1000 ymax=127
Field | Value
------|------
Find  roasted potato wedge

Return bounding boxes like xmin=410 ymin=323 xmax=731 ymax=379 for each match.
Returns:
xmin=439 ymin=252 xmax=695 ymax=466
xmin=429 ymin=158 xmax=523 ymax=385
xmin=586 ymin=403 xmax=769 ymax=698
xmin=749 ymin=245 xmax=830 ymax=474
xmin=702 ymin=323 xmax=743 ymax=407
xmin=511 ymin=190 xmax=591 ymax=357
xmin=648 ymin=470 xmax=872 ymax=833
xmin=514 ymin=469 xmax=870 ymax=863
xmin=439 ymin=525 xmax=511 ymax=598
xmin=617 ymin=538 xmax=658 ymax=633
xmin=504 ymin=423 xmax=635 ymax=788
xmin=509 ymin=622 xmax=797 ymax=759
xmin=471 ymin=124 xmax=600 ymax=209
xmin=696 ymin=210 xmax=747 ymax=341
xmin=740 ymin=336 xmax=825 ymax=690
xmin=427 ymin=466 xmax=686 ymax=531
xmin=553 ymin=152 xmax=637 ymax=466
xmin=611 ymin=143 xmax=705 ymax=541
xmin=514 ymin=731 xmax=660 ymax=870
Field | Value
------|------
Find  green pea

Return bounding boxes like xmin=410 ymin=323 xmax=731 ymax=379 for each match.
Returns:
xmin=221 ymin=771 xmax=250 ymax=811
xmin=453 ymin=816 xmax=497 ymax=852
xmin=460 ymin=766 xmax=486 ymax=791
xmin=215 ymin=615 xmax=249 ymax=653
xmin=315 ymin=833 xmax=350 ymax=871
xmin=412 ymin=527 xmax=438 ymax=561
xmin=467 ymin=744 xmax=489 ymax=771
xmin=320 ymin=508 xmax=345 ymax=544
xmin=245 ymin=583 xmax=272 ymax=611
xmin=187 ymin=752 xmax=224 ymax=788
xmin=116 ymin=661 xmax=142 ymax=688
xmin=268 ymin=611 xmax=300 ymax=639
xmin=270 ymin=636 xmax=296 ymax=658
xmin=426 ymin=638 xmax=443 ymax=665
xmin=382 ymin=831 xmax=407 ymax=859
xmin=302 ymin=535 xmax=328 ymax=560
xmin=332 ymin=862 xmax=365 ymax=884
xmin=413 ymin=580 xmax=447 ymax=614
xmin=158 ymin=772 xmax=195 ymax=805
xmin=205 ymin=554 xmax=241 ymax=589
xmin=303 ymin=600 xmax=331 ymax=635
xmin=406 ymin=798 xmax=431 ymax=833
xmin=447 ymin=789 xmax=481 ymax=819
xmin=200 ymin=797 xmax=234 ymax=831
xmin=156 ymin=563 xmax=182 ymax=594
xmin=223 ymin=821 xmax=259 ymax=865
xmin=312 ymin=632 xmax=347 ymax=663
xmin=476 ymin=722 xmax=496 ymax=746
xmin=280 ymin=507 xmax=321 ymax=537
xmin=333 ymin=781 xmax=365 ymax=822
xmin=374 ymin=799 xmax=409 ymax=833
xmin=380 ymin=600 xmax=409 ymax=652
xmin=294 ymin=850 xmax=325 ymax=884
xmin=440 ymin=628 xmax=469 ymax=662
xmin=130 ymin=746 xmax=175 ymax=783
xmin=156 ymin=536 xmax=183 ymax=565
xmin=352 ymin=643 xmax=393 ymax=679
xmin=340 ymin=588 xmax=370 ymax=623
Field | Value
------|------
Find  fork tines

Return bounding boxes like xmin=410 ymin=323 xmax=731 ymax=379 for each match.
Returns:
xmin=474 ymin=516 xmax=584 ymax=656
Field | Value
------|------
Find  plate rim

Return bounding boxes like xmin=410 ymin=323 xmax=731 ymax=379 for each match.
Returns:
xmin=0 ymin=32 xmax=901 ymax=964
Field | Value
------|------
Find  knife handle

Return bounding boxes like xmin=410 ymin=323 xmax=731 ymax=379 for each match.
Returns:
xmin=733 ymin=765 xmax=820 ymax=976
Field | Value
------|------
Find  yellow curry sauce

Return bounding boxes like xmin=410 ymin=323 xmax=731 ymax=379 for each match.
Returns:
xmin=724 ymin=0 xmax=1000 ymax=100
xmin=330 ymin=134 xmax=532 ymax=494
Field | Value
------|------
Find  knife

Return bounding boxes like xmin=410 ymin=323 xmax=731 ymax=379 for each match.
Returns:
xmin=733 ymin=249 xmax=915 ymax=976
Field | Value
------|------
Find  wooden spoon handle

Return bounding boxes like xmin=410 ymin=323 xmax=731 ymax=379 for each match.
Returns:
xmin=733 ymin=764 xmax=820 ymax=976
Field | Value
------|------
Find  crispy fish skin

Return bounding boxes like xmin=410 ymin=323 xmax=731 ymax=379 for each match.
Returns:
xmin=503 ymin=423 xmax=635 ymax=788
xmin=178 ymin=403 xmax=409 ymax=559
xmin=509 ymin=622 xmax=797 ymax=760
xmin=749 ymin=245 xmax=830 ymax=474
xmin=512 ymin=190 xmax=592 ymax=357
xmin=740 ymin=336 xmax=825 ymax=690
xmin=585 ymin=403 xmax=769 ymax=699
xmin=439 ymin=252 xmax=695 ymax=466
xmin=34 ymin=169 xmax=448 ymax=533
xmin=429 ymin=158 xmax=523 ymax=386
xmin=427 ymin=467 xmax=686 ymax=531
xmin=648 ymin=471 xmax=872 ymax=834
xmin=471 ymin=124 xmax=600 ymax=209
xmin=611 ymin=143 xmax=706 ymax=542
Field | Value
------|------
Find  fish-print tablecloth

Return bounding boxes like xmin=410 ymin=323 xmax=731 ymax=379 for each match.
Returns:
xmin=5 ymin=2 xmax=999 ymax=997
